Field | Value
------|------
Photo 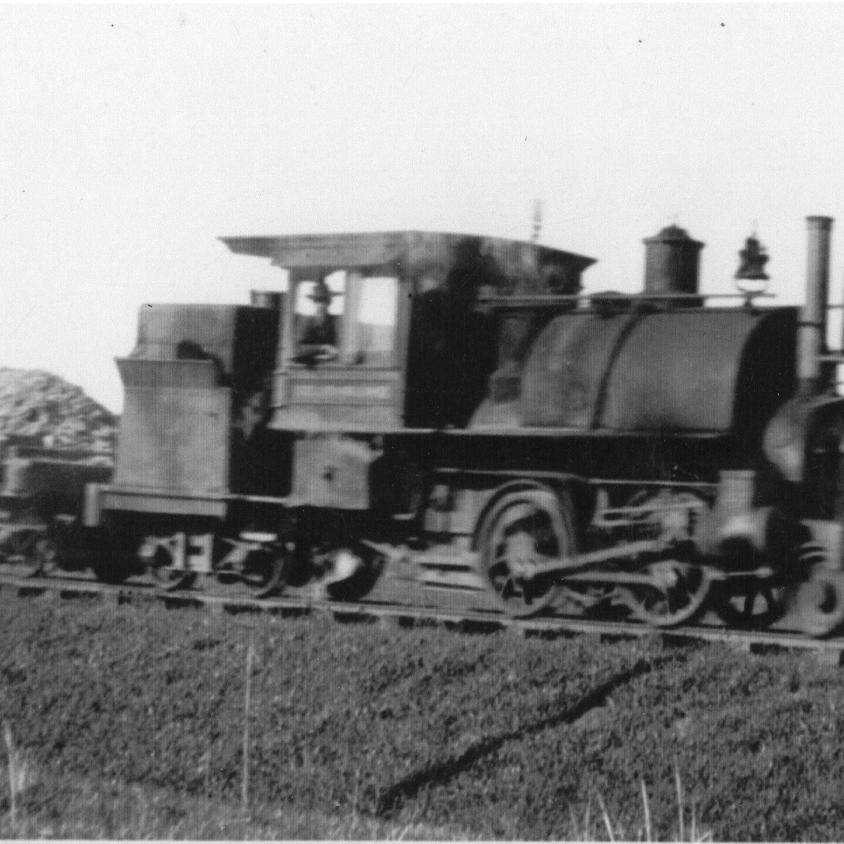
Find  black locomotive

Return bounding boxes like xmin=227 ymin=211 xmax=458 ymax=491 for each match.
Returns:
xmin=14 ymin=218 xmax=844 ymax=636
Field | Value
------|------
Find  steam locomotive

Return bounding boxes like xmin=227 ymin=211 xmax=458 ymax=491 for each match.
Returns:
xmin=8 ymin=218 xmax=844 ymax=636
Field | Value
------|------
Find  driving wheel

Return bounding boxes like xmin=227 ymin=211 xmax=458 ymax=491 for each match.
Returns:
xmin=477 ymin=487 xmax=576 ymax=617
xmin=619 ymin=559 xmax=712 ymax=627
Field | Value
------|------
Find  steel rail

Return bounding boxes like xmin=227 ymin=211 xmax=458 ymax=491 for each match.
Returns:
xmin=1 ymin=571 xmax=843 ymax=661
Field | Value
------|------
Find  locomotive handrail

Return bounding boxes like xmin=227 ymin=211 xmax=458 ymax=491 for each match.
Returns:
xmin=479 ymin=291 xmax=775 ymax=310
xmin=448 ymin=427 xmax=728 ymax=438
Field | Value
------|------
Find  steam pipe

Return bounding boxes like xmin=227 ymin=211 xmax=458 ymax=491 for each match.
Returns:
xmin=799 ymin=216 xmax=834 ymax=395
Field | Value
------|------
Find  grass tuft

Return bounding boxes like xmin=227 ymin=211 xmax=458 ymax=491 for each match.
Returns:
xmin=3 ymin=721 xmax=37 ymax=835
xmin=576 ymin=773 xmax=713 ymax=842
xmin=641 ymin=778 xmax=652 ymax=842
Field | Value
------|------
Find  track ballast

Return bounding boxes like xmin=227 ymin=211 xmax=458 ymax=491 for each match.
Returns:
xmin=4 ymin=568 xmax=844 ymax=664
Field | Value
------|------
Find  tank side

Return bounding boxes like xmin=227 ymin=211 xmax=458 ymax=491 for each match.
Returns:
xmin=518 ymin=307 xmax=797 ymax=434
xmin=600 ymin=308 xmax=796 ymax=432
xmin=520 ymin=312 xmax=639 ymax=428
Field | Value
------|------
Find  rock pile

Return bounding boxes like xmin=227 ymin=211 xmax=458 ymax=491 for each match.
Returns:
xmin=0 ymin=368 xmax=117 ymax=453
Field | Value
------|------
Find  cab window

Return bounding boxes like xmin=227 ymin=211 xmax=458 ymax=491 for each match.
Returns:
xmin=350 ymin=275 xmax=398 ymax=365
xmin=292 ymin=271 xmax=398 ymax=366
xmin=293 ymin=272 xmax=346 ymax=362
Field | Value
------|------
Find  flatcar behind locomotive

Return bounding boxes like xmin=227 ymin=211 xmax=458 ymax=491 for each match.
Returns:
xmin=77 ymin=218 xmax=844 ymax=637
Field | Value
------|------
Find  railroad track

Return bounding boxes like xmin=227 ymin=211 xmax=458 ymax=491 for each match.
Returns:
xmin=3 ymin=570 xmax=844 ymax=663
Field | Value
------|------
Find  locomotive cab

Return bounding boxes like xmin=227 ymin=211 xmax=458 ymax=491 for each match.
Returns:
xmin=223 ymin=231 xmax=594 ymax=435
xmin=222 ymin=231 xmax=594 ymax=510
xmin=275 ymin=265 xmax=406 ymax=432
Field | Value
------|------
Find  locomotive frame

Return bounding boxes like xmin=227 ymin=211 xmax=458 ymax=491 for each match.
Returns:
xmin=66 ymin=218 xmax=844 ymax=636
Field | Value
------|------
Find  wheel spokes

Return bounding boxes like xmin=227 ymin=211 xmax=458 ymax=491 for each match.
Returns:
xmin=619 ymin=561 xmax=711 ymax=627
xmin=714 ymin=578 xmax=786 ymax=629
xmin=1 ymin=530 xmax=46 ymax=577
xmin=242 ymin=552 xmax=285 ymax=598
xmin=479 ymin=489 xmax=573 ymax=617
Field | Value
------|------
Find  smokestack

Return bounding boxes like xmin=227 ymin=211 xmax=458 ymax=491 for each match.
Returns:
xmin=798 ymin=216 xmax=834 ymax=393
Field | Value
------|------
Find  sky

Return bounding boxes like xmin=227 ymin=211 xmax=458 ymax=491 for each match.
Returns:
xmin=4 ymin=3 xmax=844 ymax=412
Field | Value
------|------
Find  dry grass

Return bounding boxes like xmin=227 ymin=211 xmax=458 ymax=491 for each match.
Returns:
xmin=0 ymin=761 xmax=714 ymax=841
xmin=6 ymin=599 xmax=838 ymax=839
xmin=2 ymin=721 xmax=38 ymax=837
xmin=568 ymin=774 xmax=712 ymax=842
xmin=0 ymin=774 xmax=472 ymax=840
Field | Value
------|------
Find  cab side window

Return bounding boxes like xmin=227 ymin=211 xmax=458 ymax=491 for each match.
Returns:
xmin=292 ymin=272 xmax=398 ymax=366
xmin=349 ymin=276 xmax=398 ymax=366
xmin=294 ymin=273 xmax=346 ymax=362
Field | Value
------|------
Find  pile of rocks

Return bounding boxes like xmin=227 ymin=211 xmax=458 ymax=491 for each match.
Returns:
xmin=0 ymin=368 xmax=117 ymax=453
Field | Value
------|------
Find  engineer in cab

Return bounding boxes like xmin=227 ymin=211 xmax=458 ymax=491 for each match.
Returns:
xmin=297 ymin=278 xmax=340 ymax=363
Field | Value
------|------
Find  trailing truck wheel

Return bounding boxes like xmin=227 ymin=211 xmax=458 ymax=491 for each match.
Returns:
xmin=794 ymin=570 xmax=844 ymax=637
xmin=477 ymin=487 xmax=576 ymax=617
xmin=145 ymin=545 xmax=197 ymax=592
xmin=89 ymin=528 xmax=133 ymax=584
xmin=321 ymin=546 xmax=384 ymax=602
xmin=241 ymin=549 xmax=286 ymax=598
xmin=91 ymin=554 xmax=132 ymax=584
xmin=149 ymin=567 xmax=197 ymax=592
xmin=31 ymin=536 xmax=60 ymax=578
xmin=0 ymin=529 xmax=44 ymax=577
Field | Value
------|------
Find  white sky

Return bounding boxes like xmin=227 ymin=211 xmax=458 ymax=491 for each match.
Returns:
xmin=3 ymin=3 xmax=844 ymax=412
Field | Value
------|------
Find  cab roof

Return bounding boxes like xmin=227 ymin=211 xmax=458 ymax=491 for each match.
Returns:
xmin=220 ymin=230 xmax=595 ymax=280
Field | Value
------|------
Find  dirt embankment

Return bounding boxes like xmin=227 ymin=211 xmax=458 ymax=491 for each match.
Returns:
xmin=0 ymin=369 xmax=116 ymax=453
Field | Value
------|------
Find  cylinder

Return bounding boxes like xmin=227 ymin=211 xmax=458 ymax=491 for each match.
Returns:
xmin=642 ymin=225 xmax=704 ymax=297
xmin=798 ymin=216 xmax=834 ymax=390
